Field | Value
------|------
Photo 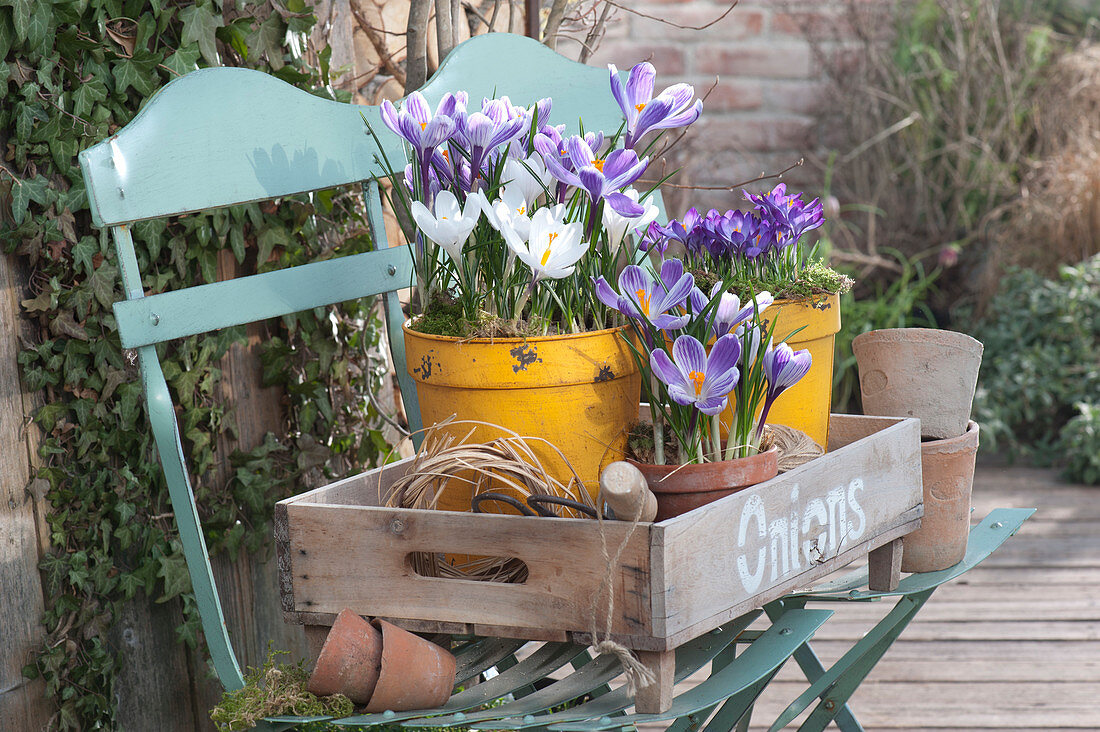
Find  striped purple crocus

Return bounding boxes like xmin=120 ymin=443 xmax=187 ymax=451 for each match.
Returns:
xmin=540 ymin=135 xmax=649 ymax=218
xmin=592 ymin=260 xmax=693 ymax=333
xmin=756 ymin=342 xmax=812 ymax=439
xmin=651 ymin=333 xmax=742 ymax=415
xmin=609 ymin=62 xmax=703 ymax=150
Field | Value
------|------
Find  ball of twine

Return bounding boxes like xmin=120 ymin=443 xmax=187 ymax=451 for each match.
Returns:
xmin=770 ymin=424 xmax=825 ymax=472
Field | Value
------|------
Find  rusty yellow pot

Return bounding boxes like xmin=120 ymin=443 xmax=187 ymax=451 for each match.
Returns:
xmin=404 ymin=323 xmax=641 ymax=510
xmin=720 ymin=292 xmax=841 ymax=450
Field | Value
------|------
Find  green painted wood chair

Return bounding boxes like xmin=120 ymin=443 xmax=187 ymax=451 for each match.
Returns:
xmin=80 ymin=31 xmax=1032 ymax=731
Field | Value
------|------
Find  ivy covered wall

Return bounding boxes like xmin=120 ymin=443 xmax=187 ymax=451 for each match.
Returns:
xmin=0 ymin=1 xmax=398 ymax=728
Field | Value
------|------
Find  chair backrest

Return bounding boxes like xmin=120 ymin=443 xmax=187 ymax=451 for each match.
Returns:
xmin=79 ymin=32 xmax=640 ymax=693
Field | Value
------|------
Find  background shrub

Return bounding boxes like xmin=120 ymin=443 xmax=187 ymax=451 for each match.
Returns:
xmin=970 ymin=254 xmax=1100 ymax=482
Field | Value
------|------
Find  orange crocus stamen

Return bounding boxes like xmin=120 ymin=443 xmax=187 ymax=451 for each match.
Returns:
xmin=517 ymin=205 xmax=526 ymax=215
xmin=635 ymin=288 xmax=650 ymax=314
xmin=689 ymin=370 xmax=706 ymax=395
xmin=541 ymin=232 xmax=559 ymax=267
xmin=593 ymin=159 xmax=605 ymax=172
xmin=420 ymin=122 xmax=427 ymax=131
xmin=635 ymin=102 xmax=646 ymax=112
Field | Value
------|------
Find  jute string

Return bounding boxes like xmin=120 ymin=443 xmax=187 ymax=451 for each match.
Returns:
xmin=771 ymin=424 xmax=825 ymax=472
xmin=589 ymin=496 xmax=656 ymax=695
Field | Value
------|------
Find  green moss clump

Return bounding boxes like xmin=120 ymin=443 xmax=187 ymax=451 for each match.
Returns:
xmin=693 ymin=259 xmax=853 ymax=303
xmin=209 ymin=648 xmax=354 ymax=731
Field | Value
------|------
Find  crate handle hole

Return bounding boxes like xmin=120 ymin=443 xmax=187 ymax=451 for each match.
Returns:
xmin=406 ymin=552 xmax=529 ymax=584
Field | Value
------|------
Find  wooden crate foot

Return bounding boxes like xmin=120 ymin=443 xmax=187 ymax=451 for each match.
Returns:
xmin=634 ymin=648 xmax=675 ymax=714
xmin=868 ymin=538 xmax=903 ymax=591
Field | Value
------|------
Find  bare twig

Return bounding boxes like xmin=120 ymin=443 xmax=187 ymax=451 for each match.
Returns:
xmin=462 ymin=0 xmax=492 ymax=30
xmin=577 ymin=0 xmax=613 ymax=63
xmin=435 ymin=0 xmax=456 ymax=62
xmin=350 ymin=0 xmax=407 ymax=88
xmin=658 ymin=158 xmax=805 ymax=192
xmin=405 ymin=0 xmax=432 ymax=93
xmin=603 ymin=0 xmax=737 ymax=31
xmin=543 ymin=0 xmax=569 ymax=50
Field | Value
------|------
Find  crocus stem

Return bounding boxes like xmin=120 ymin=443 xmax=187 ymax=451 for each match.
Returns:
xmin=711 ymin=414 xmax=722 ymax=462
xmin=755 ymin=394 xmax=775 ymax=444
xmin=513 ymin=276 xmax=538 ymax=320
xmin=650 ymin=373 xmax=664 ymax=465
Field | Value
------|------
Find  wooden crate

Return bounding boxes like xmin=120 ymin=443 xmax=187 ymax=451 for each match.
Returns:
xmin=276 ymin=414 xmax=922 ymax=652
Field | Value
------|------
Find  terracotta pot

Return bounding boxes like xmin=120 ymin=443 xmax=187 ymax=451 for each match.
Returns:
xmin=631 ymin=447 xmax=779 ymax=522
xmin=902 ymin=421 xmax=980 ymax=573
xmin=404 ymin=323 xmax=641 ymax=510
xmin=366 ymin=618 xmax=457 ymax=713
xmin=307 ymin=609 xmax=383 ymax=704
xmin=853 ymin=328 xmax=983 ymax=440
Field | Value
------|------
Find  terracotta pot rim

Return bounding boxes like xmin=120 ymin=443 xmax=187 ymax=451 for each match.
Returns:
xmin=403 ymin=320 xmax=629 ymax=344
xmin=853 ymin=327 xmax=984 ymax=353
xmin=921 ymin=420 xmax=980 ymax=452
xmin=627 ymin=446 xmax=779 ymax=494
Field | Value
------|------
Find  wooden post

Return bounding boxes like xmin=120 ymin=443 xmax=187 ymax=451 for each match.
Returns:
xmin=868 ymin=538 xmax=904 ymax=591
xmin=634 ymin=649 xmax=675 ymax=714
xmin=0 ymin=252 xmax=51 ymax=730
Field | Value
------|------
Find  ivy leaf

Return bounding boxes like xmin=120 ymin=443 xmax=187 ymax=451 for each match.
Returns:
xmin=0 ymin=9 xmax=14 ymax=60
xmin=15 ymin=102 xmax=47 ymax=141
xmin=215 ymin=17 xmax=250 ymax=60
xmin=155 ymin=551 xmax=192 ymax=603
xmin=88 ymin=261 xmax=119 ymax=310
xmin=71 ymin=236 xmax=97 ymax=274
xmin=247 ymin=13 xmax=285 ymax=71
xmin=10 ymin=174 xmax=49 ymax=225
xmin=179 ymin=3 xmax=224 ymax=66
xmin=71 ymin=78 xmax=108 ymax=119
xmin=25 ymin=0 xmax=49 ymax=50
xmin=49 ymin=310 xmax=88 ymax=342
xmin=10 ymin=0 xmax=30 ymax=43
xmin=113 ymin=59 xmax=156 ymax=97
xmin=162 ymin=45 xmax=201 ymax=77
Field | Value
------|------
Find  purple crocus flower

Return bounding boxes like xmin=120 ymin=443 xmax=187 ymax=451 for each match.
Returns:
xmin=609 ymin=62 xmax=703 ymax=149
xmin=756 ymin=342 xmax=812 ymax=438
xmin=592 ymin=261 xmax=693 ymax=332
xmin=456 ymin=111 xmax=526 ymax=185
xmin=533 ymin=127 xmax=603 ymax=204
xmin=381 ymin=91 xmax=463 ymax=199
xmin=651 ymin=334 xmax=741 ymax=415
xmin=638 ymin=221 xmax=669 ymax=255
xmin=541 ymin=135 xmax=648 ymax=216
xmin=709 ymin=284 xmax=768 ymax=339
xmin=745 ymin=183 xmax=825 ymax=246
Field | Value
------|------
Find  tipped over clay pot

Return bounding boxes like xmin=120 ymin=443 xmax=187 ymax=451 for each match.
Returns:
xmin=853 ymin=328 xmax=983 ymax=440
xmin=307 ymin=608 xmax=383 ymax=704
xmin=366 ymin=618 xmax=457 ymax=713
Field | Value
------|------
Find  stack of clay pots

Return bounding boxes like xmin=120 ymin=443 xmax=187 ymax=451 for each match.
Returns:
xmin=307 ymin=608 xmax=457 ymax=712
xmin=853 ymin=328 xmax=984 ymax=572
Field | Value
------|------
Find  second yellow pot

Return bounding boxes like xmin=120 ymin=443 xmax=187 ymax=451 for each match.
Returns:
xmin=404 ymin=323 xmax=641 ymax=511
xmin=720 ymin=291 xmax=841 ymax=450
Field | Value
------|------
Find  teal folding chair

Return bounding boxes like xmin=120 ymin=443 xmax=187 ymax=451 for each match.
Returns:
xmin=80 ymin=32 xmax=831 ymax=731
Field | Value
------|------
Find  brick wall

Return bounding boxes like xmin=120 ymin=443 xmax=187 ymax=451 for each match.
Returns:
xmin=586 ymin=1 xmax=853 ymax=214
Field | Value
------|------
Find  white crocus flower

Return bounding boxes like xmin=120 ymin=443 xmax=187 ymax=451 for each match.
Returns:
xmin=503 ymin=153 xmax=554 ymax=204
xmin=602 ymin=188 xmax=660 ymax=253
xmin=500 ymin=207 xmax=587 ymax=280
xmin=410 ymin=190 xmax=481 ymax=261
xmin=478 ymin=185 xmax=534 ymax=242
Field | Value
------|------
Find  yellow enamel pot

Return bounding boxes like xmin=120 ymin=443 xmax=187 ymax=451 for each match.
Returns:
xmin=404 ymin=323 xmax=641 ymax=511
xmin=720 ymin=292 xmax=841 ymax=450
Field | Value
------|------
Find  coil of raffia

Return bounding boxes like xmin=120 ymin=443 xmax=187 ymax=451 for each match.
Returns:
xmin=381 ymin=418 xmax=595 ymax=583
xmin=770 ymin=423 xmax=825 ymax=472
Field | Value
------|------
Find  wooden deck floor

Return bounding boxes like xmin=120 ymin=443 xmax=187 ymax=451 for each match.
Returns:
xmin=726 ymin=462 xmax=1100 ymax=731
